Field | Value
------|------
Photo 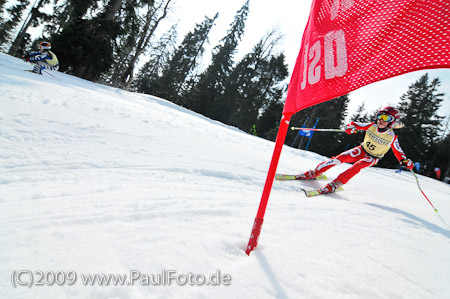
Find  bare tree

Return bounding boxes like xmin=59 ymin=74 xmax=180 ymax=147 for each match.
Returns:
xmin=120 ymin=0 xmax=173 ymax=88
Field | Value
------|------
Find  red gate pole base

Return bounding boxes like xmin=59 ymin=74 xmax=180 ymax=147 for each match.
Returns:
xmin=245 ymin=217 xmax=263 ymax=255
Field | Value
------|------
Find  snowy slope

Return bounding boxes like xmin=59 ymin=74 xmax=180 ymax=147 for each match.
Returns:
xmin=1 ymin=52 xmax=450 ymax=299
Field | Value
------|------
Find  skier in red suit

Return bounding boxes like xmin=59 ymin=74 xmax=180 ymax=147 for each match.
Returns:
xmin=297 ymin=106 xmax=414 ymax=194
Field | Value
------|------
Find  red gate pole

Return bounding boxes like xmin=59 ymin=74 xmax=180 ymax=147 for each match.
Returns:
xmin=246 ymin=113 xmax=292 ymax=255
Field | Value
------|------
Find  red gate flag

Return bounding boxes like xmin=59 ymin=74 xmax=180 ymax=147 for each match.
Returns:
xmin=246 ymin=0 xmax=450 ymax=255
xmin=284 ymin=0 xmax=450 ymax=114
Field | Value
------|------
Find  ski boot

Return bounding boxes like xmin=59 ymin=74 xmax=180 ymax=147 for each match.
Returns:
xmin=318 ymin=180 xmax=343 ymax=194
xmin=33 ymin=64 xmax=44 ymax=75
xmin=295 ymin=170 xmax=318 ymax=180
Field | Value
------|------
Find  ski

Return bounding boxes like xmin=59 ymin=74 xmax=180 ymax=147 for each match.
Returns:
xmin=275 ymin=174 xmax=327 ymax=181
xmin=24 ymin=69 xmax=40 ymax=74
xmin=24 ymin=69 xmax=59 ymax=80
xmin=301 ymin=186 xmax=344 ymax=197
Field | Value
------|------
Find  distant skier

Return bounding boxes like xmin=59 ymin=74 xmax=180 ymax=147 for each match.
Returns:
xmin=22 ymin=41 xmax=59 ymax=75
xmin=296 ymin=106 xmax=414 ymax=194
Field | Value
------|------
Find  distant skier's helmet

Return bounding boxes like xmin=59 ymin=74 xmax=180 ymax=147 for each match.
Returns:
xmin=39 ymin=41 xmax=51 ymax=51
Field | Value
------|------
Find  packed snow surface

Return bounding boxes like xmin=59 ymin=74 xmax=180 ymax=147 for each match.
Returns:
xmin=1 ymin=53 xmax=450 ymax=299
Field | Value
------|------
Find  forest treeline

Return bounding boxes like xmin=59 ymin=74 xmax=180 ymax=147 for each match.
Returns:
xmin=1 ymin=0 xmax=449 ymax=180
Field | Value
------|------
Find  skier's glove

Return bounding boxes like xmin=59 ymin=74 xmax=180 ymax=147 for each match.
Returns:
xmin=401 ymin=159 xmax=414 ymax=170
xmin=22 ymin=55 xmax=30 ymax=62
xmin=345 ymin=124 xmax=357 ymax=135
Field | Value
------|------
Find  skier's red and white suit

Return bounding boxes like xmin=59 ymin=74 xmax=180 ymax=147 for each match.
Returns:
xmin=313 ymin=122 xmax=407 ymax=184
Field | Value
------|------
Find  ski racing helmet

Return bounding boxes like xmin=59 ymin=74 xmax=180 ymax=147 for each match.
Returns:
xmin=376 ymin=106 xmax=400 ymax=129
xmin=39 ymin=41 xmax=51 ymax=51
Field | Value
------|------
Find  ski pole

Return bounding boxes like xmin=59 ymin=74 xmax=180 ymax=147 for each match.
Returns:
xmin=42 ymin=69 xmax=59 ymax=81
xmin=409 ymin=169 xmax=438 ymax=213
xmin=291 ymin=127 xmax=345 ymax=132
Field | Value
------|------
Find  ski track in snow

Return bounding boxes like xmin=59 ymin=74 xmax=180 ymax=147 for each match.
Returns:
xmin=1 ymin=53 xmax=450 ymax=299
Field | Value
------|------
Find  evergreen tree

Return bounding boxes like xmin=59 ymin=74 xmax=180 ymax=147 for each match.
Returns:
xmin=427 ymin=132 xmax=450 ymax=179
xmin=309 ymin=95 xmax=350 ymax=156
xmin=0 ymin=0 xmax=11 ymax=48
xmin=437 ymin=132 xmax=450 ymax=180
xmin=42 ymin=0 xmax=100 ymax=36
xmin=351 ymin=102 xmax=370 ymax=122
xmin=395 ymin=73 xmax=444 ymax=169
xmin=187 ymin=0 xmax=249 ymax=116
xmin=49 ymin=0 xmax=124 ymax=80
xmin=8 ymin=0 xmax=52 ymax=56
xmin=133 ymin=24 xmax=178 ymax=93
xmin=287 ymin=95 xmax=350 ymax=157
xmin=0 ymin=1 xmax=6 ymax=37
xmin=144 ymin=13 xmax=218 ymax=104
xmin=0 ymin=0 xmax=29 ymax=50
xmin=214 ymin=29 xmax=288 ymax=131
xmin=340 ymin=102 xmax=370 ymax=151
xmin=255 ymin=99 xmax=284 ymax=141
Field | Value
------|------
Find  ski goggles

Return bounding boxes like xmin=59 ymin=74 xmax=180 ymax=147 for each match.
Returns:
xmin=377 ymin=113 xmax=394 ymax=122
